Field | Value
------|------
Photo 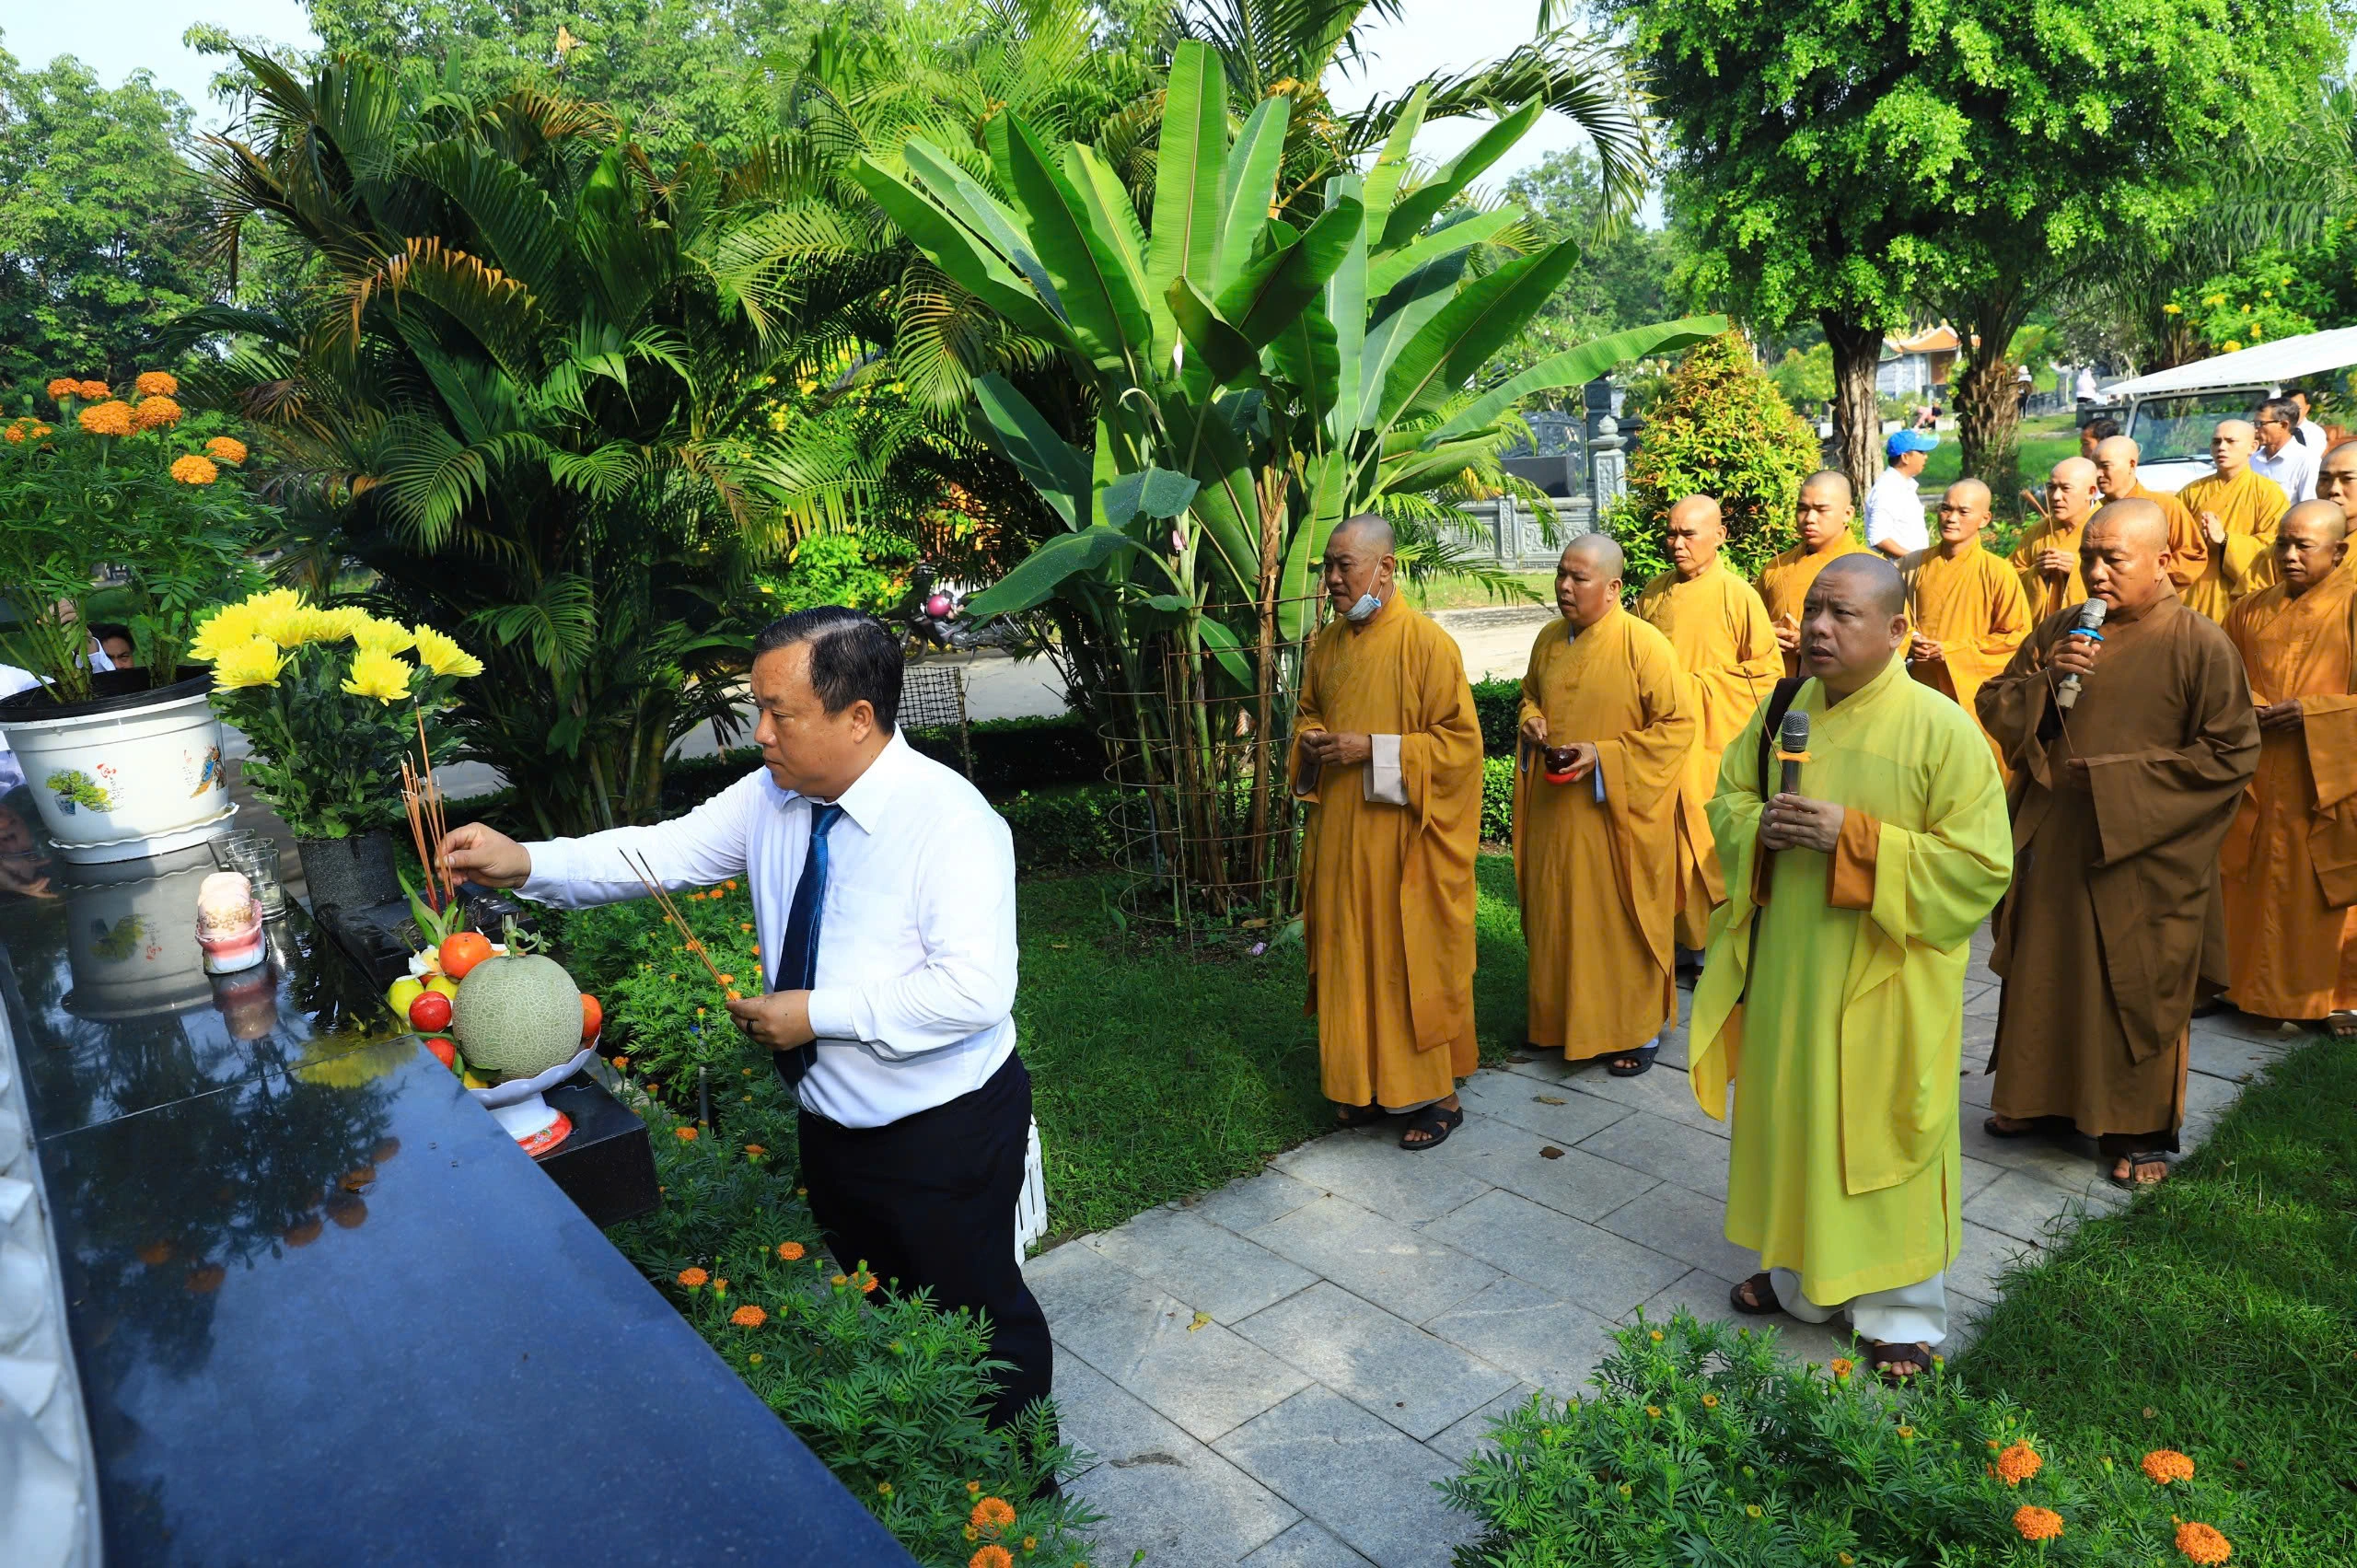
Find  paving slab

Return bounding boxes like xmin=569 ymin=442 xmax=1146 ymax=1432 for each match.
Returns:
xmin=1947 ymin=1220 xmax=2042 ymax=1305
xmin=1957 ymin=1115 xmax=2113 ymax=1196
xmin=1592 ymin=1180 xmax=1759 ymax=1282
xmin=1422 ymin=1381 xmax=1539 ymax=1467
xmin=1186 ymin=1167 xmax=1329 ymax=1235
xmin=1555 ymin=1061 xmax=1733 ymax=1137
xmin=1249 ymin=1196 xmax=1501 ymax=1325
xmin=1572 ymin=1109 xmax=1731 ymax=1199
xmin=1241 ymin=1519 xmax=1376 ymax=1567
xmin=1027 ymin=1242 xmax=1311 ymax=1443
xmin=1963 ymin=1167 xmax=2123 ymax=1248
xmin=1271 ymin=1128 xmax=1493 ymax=1225
xmin=2188 ymin=1028 xmax=2293 ymax=1085
xmin=1422 ymin=1189 xmax=1689 ymax=1320
xmin=1055 ymin=1356 xmax=1302 ymax=1566
xmin=1232 ymin=1282 xmax=1517 ymax=1441
xmin=1213 ymin=1388 xmax=1482 ymax=1568
xmin=1422 ymin=1275 xmax=1620 ymax=1399
xmin=1453 ymin=1070 xmax=1632 ymax=1145
xmin=1428 ymin=1112 xmax=1660 ymax=1221
xmin=1085 ymin=1203 xmax=1318 ymax=1324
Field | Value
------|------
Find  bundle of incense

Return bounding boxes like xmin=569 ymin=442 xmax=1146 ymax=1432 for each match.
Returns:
xmin=621 ymin=850 xmax=743 ymax=1000
xmin=400 ymin=731 xmax=455 ymax=911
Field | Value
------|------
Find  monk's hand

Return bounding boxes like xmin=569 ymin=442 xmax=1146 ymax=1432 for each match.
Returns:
xmin=726 ymin=989 xmax=816 ymax=1051
xmin=2049 ymin=632 xmax=2102 ymax=680
xmin=2200 ymin=510 xmax=2226 ymax=547
xmin=1555 ymin=741 xmax=1601 ymax=782
xmin=1909 ymin=632 xmax=1943 ymax=663
xmin=1520 ymin=714 xmax=1549 ymax=749
xmin=1773 ymin=614 xmax=1801 ymax=653
xmin=2258 ymin=698 xmax=2305 ymax=731
xmin=2037 ymin=547 xmax=2073 ymax=580
xmin=1759 ymin=793 xmax=1844 ymax=854
xmin=1314 ymin=732 xmax=1374 ymax=767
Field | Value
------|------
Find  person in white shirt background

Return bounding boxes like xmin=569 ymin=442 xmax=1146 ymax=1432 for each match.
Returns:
xmin=1864 ymin=428 xmax=1937 ymax=560
xmin=2289 ymin=388 xmax=2331 ymax=454
xmin=438 ymin=607 xmax=1054 ymax=1446
xmin=2252 ymin=395 xmax=2319 ymax=504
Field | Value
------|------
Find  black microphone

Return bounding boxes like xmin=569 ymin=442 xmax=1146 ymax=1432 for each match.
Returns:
xmin=1777 ymin=709 xmax=1809 ymax=799
xmin=2055 ymin=598 xmax=2107 ymax=711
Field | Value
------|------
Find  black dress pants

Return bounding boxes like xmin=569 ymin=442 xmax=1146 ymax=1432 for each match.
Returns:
xmin=796 ymin=1051 xmax=1054 ymax=1432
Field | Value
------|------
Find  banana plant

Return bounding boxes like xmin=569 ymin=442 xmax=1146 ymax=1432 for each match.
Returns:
xmin=855 ymin=38 xmax=1720 ymax=912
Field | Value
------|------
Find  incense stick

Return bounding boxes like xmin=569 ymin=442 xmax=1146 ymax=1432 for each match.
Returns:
xmin=621 ymin=850 xmax=740 ymax=1000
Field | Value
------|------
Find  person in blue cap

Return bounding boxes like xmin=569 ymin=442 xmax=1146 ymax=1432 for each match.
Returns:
xmin=1866 ymin=428 xmax=1939 ymax=560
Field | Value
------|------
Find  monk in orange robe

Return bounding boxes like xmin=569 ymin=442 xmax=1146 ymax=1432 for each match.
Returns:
xmin=2222 ymin=502 xmax=2357 ymax=1034
xmin=2092 ymin=435 xmax=2203 ymax=593
xmin=2007 ymin=458 xmax=2101 ymax=621
xmin=2317 ymin=438 xmax=2357 ymax=529
xmin=1633 ymin=494 xmax=1780 ymax=957
xmin=1756 ymin=470 xmax=1876 ymax=677
xmin=1293 ymin=514 xmax=1483 ymax=1149
xmin=2177 ymin=421 xmax=2288 ymax=621
xmin=1515 ymin=535 xmax=1697 ymax=1074
xmin=1900 ymin=479 xmax=2031 ymax=780
xmin=1979 ymin=501 xmax=2260 ymax=1188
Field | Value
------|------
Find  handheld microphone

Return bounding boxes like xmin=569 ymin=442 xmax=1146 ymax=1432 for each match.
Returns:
xmin=2055 ymin=598 xmax=2107 ymax=712
xmin=1777 ymin=710 xmax=1809 ymax=799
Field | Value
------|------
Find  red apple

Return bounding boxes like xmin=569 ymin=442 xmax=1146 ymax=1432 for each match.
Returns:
xmin=409 ymin=991 xmax=453 ymax=1033
xmin=423 ymin=1037 xmax=458 ymax=1071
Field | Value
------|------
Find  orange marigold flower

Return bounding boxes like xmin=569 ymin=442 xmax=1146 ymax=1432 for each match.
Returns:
xmin=970 ymin=1496 xmax=1016 ymax=1531
xmin=678 ymin=1267 xmax=709 ymax=1288
xmin=3 ymin=425 xmax=22 ymax=444
xmin=134 ymin=394 xmax=183 ymax=429
xmin=169 ymin=454 xmax=219 ymax=485
xmin=44 ymin=377 xmax=78 ymax=401
xmin=205 ymin=436 xmax=249 ymax=465
xmin=78 ymin=401 xmax=135 ymax=436
xmin=2014 ymin=1505 xmax=2063 ymax=1542
xmin=76 ymin=379 xmax=111 ymax=400
xmin=831 ymin=1272 xmax=850 ymax=1288
xmin=135 ymin=370 xmax=180 ymax=397
xmin=729 ymin=1304 xmax=767 ymax=1328
xmin=1996 ymin=1440 xmax=2043 ymax=1486
xmin=966 ymin=1481 xmax=981 ymax=1495
xmin=2144 ymin=1449 xmax=2197 ymax=1485
xmin=970 ymin=1549 xmax=1012 ymax=1568
xmin=2176 ymin=1521 xmax=2231 ymax=1564
xmin=859 ymin=1272 xmax=879 ymax=1294
xmin=1701 ymin=1393 xmax=1719 ymax=1409
xmin=778 ymin=1241 xmax=805 ymax=1260
xmin=1829 ymin=1357 xmax=1854 ymax=1381
xmin=717 ymin=973 xmax=735 ymax=985
xmin=675 ymin=1125 xmax=699 ymax=1141
xmin=744 ymin=1144 xmax=766 ymax=1157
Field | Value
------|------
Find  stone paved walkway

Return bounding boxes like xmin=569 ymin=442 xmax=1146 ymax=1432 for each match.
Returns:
xmin=1024 ymin=926 xmax=2302 ymax=1567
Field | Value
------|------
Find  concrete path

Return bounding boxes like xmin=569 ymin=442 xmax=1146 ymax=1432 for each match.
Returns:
xmin=1025 ymin=928 xmax=2298 ymax=1567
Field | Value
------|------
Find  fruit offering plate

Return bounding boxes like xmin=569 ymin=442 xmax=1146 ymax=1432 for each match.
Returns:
xmin=408 ymin=943 xmax=506 ymax=978
xmin=465 ymin=1045 xmax=598 ymax=1110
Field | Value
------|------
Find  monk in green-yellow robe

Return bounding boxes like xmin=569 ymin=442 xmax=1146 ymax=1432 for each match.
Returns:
xmin=1515 ymin=535 xmax=1697 ymax=1073
xmin=1692 ymin=554 xmax=2013 ymax=1381
xmin=1293 ymin=515 xmax=1484 ymax=1151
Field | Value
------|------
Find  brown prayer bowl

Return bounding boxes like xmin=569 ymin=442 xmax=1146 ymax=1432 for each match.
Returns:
xmin=1543 ymin=746 xmax=1578 ymax=784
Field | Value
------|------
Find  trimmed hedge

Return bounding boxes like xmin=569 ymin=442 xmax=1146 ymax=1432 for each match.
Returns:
xmin=904 ymin=713 xmax=1108 ymax=795
xmin=1472 ymin=679 xmax=1521 ymax=757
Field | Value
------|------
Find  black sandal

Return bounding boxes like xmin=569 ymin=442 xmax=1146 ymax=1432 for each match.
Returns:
xmin=1608 ymin=1044 xmax=1659 ymax=1077
xmin=2108 ymin=1151 xmax=2170 ymax=1189
xmin=1866 ymin=1340 xmax=1935 ymax=1385
xmin=1982 ymin=1114 xmax=2037 ymax=1138
xmin=1334 ymin=1101 xmax=1388 ymax=1129
xmin=1728 ymin=1272 xmax=1781 ymax=1316
xmin=1400 ymin=1102 xmax=1464 ymax=1150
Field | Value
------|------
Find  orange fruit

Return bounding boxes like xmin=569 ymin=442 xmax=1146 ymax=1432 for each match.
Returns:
xmin=439 ymin=930 xmax=494 ymax=980
xmin=580 ymin=993 xmax=603 ymax=1040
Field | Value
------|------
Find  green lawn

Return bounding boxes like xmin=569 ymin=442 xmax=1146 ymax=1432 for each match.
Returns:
xmin=1017 ymin=855 xmax=1528 ymax=1241
xmin=1956 ymin=1035 xmax=2357 ymax=1566
xmin=1406 ymin=569 xmax=1554 ymax=612
xmin=1919 ymin=412 xmax=2083 ymax=506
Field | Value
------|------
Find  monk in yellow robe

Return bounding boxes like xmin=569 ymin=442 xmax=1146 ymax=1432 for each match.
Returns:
xmin=1695 ymin=554 xmax=2012 ymax=1381
xmin=2008 ymin=457 xmax=2101 ymax=621
xmin=1633 ymin=495 xmax=1781 ymax=957
xmin=1756 ymin=470 xmax=1876 ymax=678
xmin=2317 ymin=438 xmax=2357 ymax=530
xmin=2093 ymin=435 xmax=2203 ymax=593
xmin=1292 ymin=514 xmax=1483 ymax=1149
xmin=1899 ymin=479 xmax=2031 ymax=779
xmin=2222 ymin=502 xmax=2357 ymax=1033
xmin=2177 ymin=421 xmax=2288 ymax=621
xmin=1515 ymin=535 xmax=1697 ymax=1073
xmin=1980 ymin=502 xmax=2260 ymax=1188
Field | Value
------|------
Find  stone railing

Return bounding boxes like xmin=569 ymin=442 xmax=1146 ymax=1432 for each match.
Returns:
xmin=1444 ymin=494 xmax=1598 ymax=572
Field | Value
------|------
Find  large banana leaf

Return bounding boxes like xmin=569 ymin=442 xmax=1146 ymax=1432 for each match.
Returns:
xmin=970 ymin=374 xmax=1091 ymax=528
xmin=1213 ymin=97 xmax=1291 ymax=289
xmin=999 ymin=116 xmax=1153 ymax=375
xmin=1168 ymin=279 xmax=1260 ymax=385
xmin=1359 ymin=85 xmax=1430 ymax=239
xmin=1365 ymin=207 xmax=1524 ymax=300
xmin=1422 ymin=317 xmax=1728 ymax=447
xmin=1144 ymin=40 xmax=1225 ymax=316
xmin=1322 ymin=174 xmax=1369 ymax=443
xmin=1214 ymin=197 xmax=1364 ymax=349
xmin=850 ymin=156 xmax=1060 ymax=338
xmin=1376 ymin=99 xmax=1547 ymax=254
xmin=963 ymin=525 xmax=1141 ymax=616
xmin=1356 ymin=252 xmax=1469 ymax=434
xmin=1277 ymin=448 xmax=1349 ymax=642
xmin=1374 ymin=239 xmax=1585 ymax=429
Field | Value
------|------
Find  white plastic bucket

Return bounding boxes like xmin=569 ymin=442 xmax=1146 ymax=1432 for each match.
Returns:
xmin=0 ymin=681 xmax=234 ymax=865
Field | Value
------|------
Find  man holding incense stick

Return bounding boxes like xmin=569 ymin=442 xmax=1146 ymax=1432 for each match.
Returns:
xmin=438 ymin=608 xmax=1054 ymax=1444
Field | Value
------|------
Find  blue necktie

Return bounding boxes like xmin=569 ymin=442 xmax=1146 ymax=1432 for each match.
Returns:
xmin=772 ymin=802 xmax=842 ymax=1087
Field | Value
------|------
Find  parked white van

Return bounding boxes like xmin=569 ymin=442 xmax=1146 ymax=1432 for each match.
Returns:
xmin=2094 ymin=325 xmax=2357 ymax=492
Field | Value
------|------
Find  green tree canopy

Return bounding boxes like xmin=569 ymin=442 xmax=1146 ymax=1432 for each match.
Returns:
xmin=0 ymin=41 xmax=219 ymax=403
xmin=1492 ymin=147 xmax=1683 ymax=401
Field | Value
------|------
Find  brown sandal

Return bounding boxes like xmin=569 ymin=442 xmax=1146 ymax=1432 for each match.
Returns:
xmin=1866 ymin=1340 xmax=1935 ymax=1384
xmin=1728 ymin=1272 xmax=1781 ymax=1316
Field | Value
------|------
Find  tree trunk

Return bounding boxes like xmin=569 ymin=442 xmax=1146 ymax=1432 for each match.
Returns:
xmin=1955 ymin=289 xmax=2034 ymax=507
xmin=1822 ymin=315 xmax=1885 ymax=497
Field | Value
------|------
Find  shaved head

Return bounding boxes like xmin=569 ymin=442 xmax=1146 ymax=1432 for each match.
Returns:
xmin=2217 ymin=419 xmax=2256 ymax=443
xmin=2091 ymin=436 xmax=2144 ymax=500
xmin=1795 ymin=470 xmax=1855 ymax=552
xmin=1800 ymin=470 xmax=1853 ymax=505
xmin=1562 ymin=532 xmax=1625 ymax=577
xmin=2285 ymin=498 xmax=2350 ymax=541
xmin=2089 ymin=497 xmax=2171 ymax=554
xmin=1945 ymin=478 xmax=1991 ymax=510
xmin=2319 ymin=438 xmax=2357 ymax=521
xmin=2081 ymin=498 xmax=2177 ymax=616
xmin=1554 ymin=531 xmax=1624 ymax=630
xmin=1665 ymin=494 xmax=1725 ymax=578
xmin=1936 ymin=479 xmax=1990 ymax=550
xmin=2277 ymin=499 xmax=2351 ymax=594
xmin=2048 ymin=456 xmax=2101 ymax=528
xmin=1799 ymin=552 xmax=1909 ymax=696
xmin=1319 ymin=512 xmax=1397 ymax=620
xmin=2093 ymin=436 xmax=2142 ymax=466
xmin=1329 ymin=513 xmax=1395 ymax=554
xmin=1816 ymin=552 xmax=1907 ymax=618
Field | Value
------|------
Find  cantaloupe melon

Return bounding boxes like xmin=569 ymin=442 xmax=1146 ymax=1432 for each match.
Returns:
xmin=452 ymin=950 xmax=584 ymax=1078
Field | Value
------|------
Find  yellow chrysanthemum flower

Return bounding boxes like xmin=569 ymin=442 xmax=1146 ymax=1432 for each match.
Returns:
xmin=134 ymin=371 xmax=180 ymax=397
xmin=213 ymin=636 xmax=291 ymax=690
xmin=410 ymin=622 xmax=484 ymax=679
xmin=352 ymin=617 xmax=416 ymax=656
xmin=341 ymin=647 xmax=416 ymax=704
xmin=78 ymin=401 xmax=135 ymax=437
xmin=169 ymin=453 xmax=218 ymax=485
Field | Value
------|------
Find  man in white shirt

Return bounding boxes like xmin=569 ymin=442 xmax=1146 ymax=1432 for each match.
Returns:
xmin=1864 ymin=429 xmax=1936 ymax=559
xmin=439 ymin=608 xmax=1051 ymax=1434
xmin=2253 ymin=396 xmax=2319 ymax=505
xmin=2290 ymin=389 xmax=2330 ymax=455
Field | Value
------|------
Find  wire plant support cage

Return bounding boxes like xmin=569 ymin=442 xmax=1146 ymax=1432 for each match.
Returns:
xmin=1101 ymin=593 xmax=1325 ymax=941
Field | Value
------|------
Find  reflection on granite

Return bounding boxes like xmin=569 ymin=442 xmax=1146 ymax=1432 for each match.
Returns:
xmin=1 ymin=845 xmax=911 ymax=1565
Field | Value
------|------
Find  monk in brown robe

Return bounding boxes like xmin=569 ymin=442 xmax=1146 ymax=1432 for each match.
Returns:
xmin=1900 ymin=480 xmax=2031 ymax=779
xmin=1633 ymin=494 xmax=1780 ymax=959
xmin=2177 ymin=421 xmax=2288 ymax=621
xmin=2317 ymin=438 xmax=2357 ymax=528
xmin=1293 ymin=514 xmax=1483 ymax=1149
xmin=2092 ymin=435 xmax=2204 ymax=594
xmin=2222 ymin=502 xmax=2357 ymax=1035
xmin=1979 ymin=501 xmax=2260 ymax=1187
xmin=1516 ymin=535 xmax=1697 ymax=1074
xmin=1757 ymin=471 xmax=1875 ymax=677
xmin=2008 ymin=457 xmax=2101 ymax=621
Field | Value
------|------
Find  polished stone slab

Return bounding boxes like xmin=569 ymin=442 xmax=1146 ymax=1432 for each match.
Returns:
xmin=1231 ymin=1283 xmax=1515 ymax=1441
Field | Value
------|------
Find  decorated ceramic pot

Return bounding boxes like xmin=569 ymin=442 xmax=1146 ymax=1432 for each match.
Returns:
xmin=194 ymin=872 xmax=266 ymax=975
